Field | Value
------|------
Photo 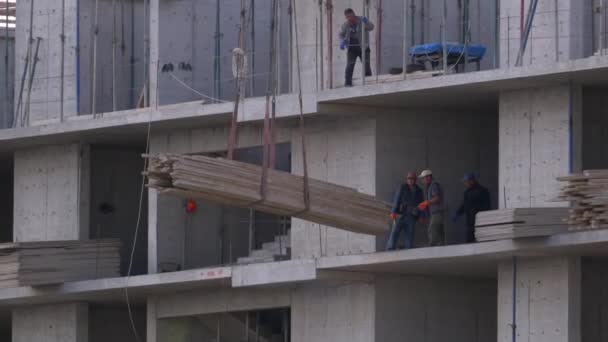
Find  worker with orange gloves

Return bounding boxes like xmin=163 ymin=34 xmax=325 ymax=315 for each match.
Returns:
xmin=387 ymin=171 xmax=424 ymax=250
xmin=418 ymin=169 xmax=446 ymax=246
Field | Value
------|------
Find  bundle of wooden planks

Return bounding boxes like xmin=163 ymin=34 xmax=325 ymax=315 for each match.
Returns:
xmin=0 ymin=239 xmax=121 ymax=288
xmin=145 ymin=154 xmax=391 ymax=235
xmin=474 ymin=208 xmax=570 ymax=241
xmin=555 ymin=169 xmax=608 ymax=230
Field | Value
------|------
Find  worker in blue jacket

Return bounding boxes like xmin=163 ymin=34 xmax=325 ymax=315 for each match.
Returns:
xmin=452 ymin=173 xmax=491 ymax=243
xmin=387 ymin=171 xmax=424 ymax=250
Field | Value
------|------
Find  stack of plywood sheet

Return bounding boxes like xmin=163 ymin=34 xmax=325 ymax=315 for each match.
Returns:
xmin=0 ymin=239 xmax=121 ymax=288
xmin=474 ymin=208 xmax=570 ymax=241
xmin=145 ymin=154 xmax=391 ymax=235
xmin=555 ymin=169 xmax=608 ymax=230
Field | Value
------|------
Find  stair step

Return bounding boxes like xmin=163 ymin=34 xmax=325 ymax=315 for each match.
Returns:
xmin=236 ymin=255 xmax=282 ymax=265
xmin=275 ymin=234 xmax=290 ymax=245
xmin=262 ymin=240 xmax=291 ymax=251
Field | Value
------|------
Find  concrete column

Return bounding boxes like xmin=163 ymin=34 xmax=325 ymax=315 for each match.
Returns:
xmin=497 ymin=257 xmax=581 ymax=342
xmin=13 ymin=143 xmax=90 ymax=241
xmin=291 ymin=282 xmax=375 ymax=342
xmin=13 ymin=303 xmax=88 ymax=342
xmin=499 ymin=84 xmax=582 ymax=209
xmin=15 ymin=0 xmax=79 ymax=125
xmin=499 ymin=0 xmax=593 ymax=68
xmin=291 ymin=116 xmax=377 ymax=258
xmin=149 ymin=0 xmax=159 ymax=109
xmin=12 ymin=143 xmax=90 ymax=342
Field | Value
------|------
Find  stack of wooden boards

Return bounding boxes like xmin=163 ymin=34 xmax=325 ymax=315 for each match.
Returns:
xmin=145 ymin=154 xmax=391 ymax=235
xmin=0 ymin=239 xmax=121 ymax=288
xmin=474 ymin=208 xmax=570 ymax=241
xmin=555 ymin=169 xmax=608 ymax=230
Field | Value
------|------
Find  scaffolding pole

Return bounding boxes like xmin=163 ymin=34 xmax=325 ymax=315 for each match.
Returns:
xmin=361 ymin=0 xmax=369 ymax=85
xmin=318 ymin=0 xmax=324 ymax=90
xmin=601 ymin=0 xmax=605 ymax=55
xmin=4 ymin=0 xmax=9 ymax=127
xmin=442 ymin=0 xmax=447 ymax=73
xmin=250 ymin=0 xmax=255 ymax=96
xmin=112 ymin=0 xmax=117 ymax=111
xmin=60 ymin=0 xmax=66 ymax=121
xmin=403 ymin=0 xmax=408 ymax=80
xmin=91 ymin=0 xmax=99 ymax=117
xmin=326 ymin=0 xmax=334 ymax=89
xmin=22 ymin=37 xmax=42 ymax=127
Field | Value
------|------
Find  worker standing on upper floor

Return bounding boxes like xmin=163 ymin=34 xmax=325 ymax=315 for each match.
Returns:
xmin=452 ymin=173 xmax=491 ymax=243
xmin=339 ymin=8 xmax=374 ymax=87
xmin=387 ymin=171 xmax=424 ymax=250
xmin=417 ymin=170 xmax=446 ymax=246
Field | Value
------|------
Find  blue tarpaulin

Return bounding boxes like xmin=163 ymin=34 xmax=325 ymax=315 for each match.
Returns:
xmin=409 ymin=42 xmax=487 ymax=59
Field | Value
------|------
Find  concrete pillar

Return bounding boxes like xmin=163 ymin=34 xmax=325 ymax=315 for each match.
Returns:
xmin=499 ymin=84 xmax=582 ymax=209
xmin=499 ymin=0 xmax=593 ymax=68
xmin=291 ymin=116 xmax=377 ymax=258
xmin=15 ymin=0 xmax=79 ymax=125
xmin=291 ymin=282 xmax=375 ymax=342
xmin=12 ymin=143 xmax=90 ymax=342
xmin=149 ymin=0 xmax=159 ymax=109
xmin=497 ymin=257 xmax=581 ymax=342
xmin=13 ymin=143 xmax=90 ymax=241
xmin=13 ymin=303 xmax=88 ymax=342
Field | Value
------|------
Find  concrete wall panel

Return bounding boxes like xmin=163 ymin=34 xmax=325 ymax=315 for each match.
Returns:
xmin=499 ymin=85 xmax=578 ymax=209
xmin=13 ymin=143 xmax=90 ymax=241
xmin=375 ymin=276 xmax=496 ymax=342
xmin=291 ymin=115 xmax=377 ymax=258
xmin=497 ymin=257 xmax=581 ymax=342
xmin=13 ymin=303 xmax=89 ymax=342
xmin=291 ymin=282 xmax=375 ymax=342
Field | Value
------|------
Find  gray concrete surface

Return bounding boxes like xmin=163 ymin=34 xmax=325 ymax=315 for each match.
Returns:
xmin=499 ymin=84 xmax=581 ymax=209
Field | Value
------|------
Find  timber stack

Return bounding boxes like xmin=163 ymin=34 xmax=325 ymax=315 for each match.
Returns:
xmin=474 ymin=208 xmax=569 ymax=241
xmin=145 ymin=154 xmax=391 ymax=235
xmin=0 ymin=239 xmax=121 ymax=288
xmin=555 ymin=169 xmax=608 ymax=230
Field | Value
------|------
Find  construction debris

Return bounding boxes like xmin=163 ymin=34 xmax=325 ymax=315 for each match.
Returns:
xmin=145 ymin=154 xmax=391 ymax=235
xmin=555 ymin=169 xmax=608 ymax=230
xmin=474 ymin=208 xmax=569 ymax=241
xmin=0 ymin=239 xmax=121 ymax=288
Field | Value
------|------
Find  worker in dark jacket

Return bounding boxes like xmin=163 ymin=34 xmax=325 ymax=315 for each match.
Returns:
xmin=387 ymin=171 xmax=424 ymax=250
xmin=452 ymin=173 xmax=491 ymax=243
xmin=339 ymin=8 xmax=374 ymax=87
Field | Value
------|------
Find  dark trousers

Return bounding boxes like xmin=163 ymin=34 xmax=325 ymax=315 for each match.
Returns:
xmin=387 ymin=215 xmax=416 ymax=250
xmin=345 ymin=47 xmax=372 ymax=86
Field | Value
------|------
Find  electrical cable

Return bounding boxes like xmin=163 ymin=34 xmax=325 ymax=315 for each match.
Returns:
xmin=168 ymin=72 xmax=228 ymax=103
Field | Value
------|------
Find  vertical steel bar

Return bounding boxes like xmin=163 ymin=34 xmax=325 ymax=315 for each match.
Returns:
xmin=442 ymin=0 xmax=447 ymax=73
xmin=361 ymin=0 xmax=368 ymax=85
xmin=403 ymin=0 xmax=408 ymax=80
xmin=554 ymin=0 xmax=559 ymax=61
xmin=601 ymin=0 xmax=605 ymax=55
xmin=112 ymin=0 xmax=117 ymax=111
xmin=60 ymin=0 xmax=66 ymax=121
xmin=319 ymin=0 xmax=324 ymax=90
xmin=92 ymin=0 xmax=99 ymax=116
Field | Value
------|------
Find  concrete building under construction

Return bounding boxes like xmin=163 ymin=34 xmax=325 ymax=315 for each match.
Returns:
xmin=0 ymin=0 xmax=607 ymax=341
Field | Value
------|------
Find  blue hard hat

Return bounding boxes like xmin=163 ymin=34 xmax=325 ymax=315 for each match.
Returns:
xmin=463 ymin=173 xmax=477 ymax=181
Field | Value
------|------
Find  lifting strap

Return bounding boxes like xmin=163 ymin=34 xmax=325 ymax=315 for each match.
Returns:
xmin=227 ymin=0 xmax=249 ymax=160
xmin=292 ymin=0 xmax=311 ymax=210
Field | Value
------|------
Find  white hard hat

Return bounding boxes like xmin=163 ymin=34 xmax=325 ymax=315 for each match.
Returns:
xmin=419 ymin=169 xmax=433 ymax=178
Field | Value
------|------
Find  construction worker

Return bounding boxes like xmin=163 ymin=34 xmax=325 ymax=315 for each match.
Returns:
xmin=339 ymin=8 xmax=374 ymax=87
xmin=417 ymin=170 xmax=446 ymax=246
xmin=452 ymin=173 xmax=491 ymax=243
xmin=387 ymin=171 xmax=424 ymax=250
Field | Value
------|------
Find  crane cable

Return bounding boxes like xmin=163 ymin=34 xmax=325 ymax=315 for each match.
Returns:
xmin=227 ymin=0 xmax=249 ymax=160
xmin=291 ymin=0 xmax=311 ymax=211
